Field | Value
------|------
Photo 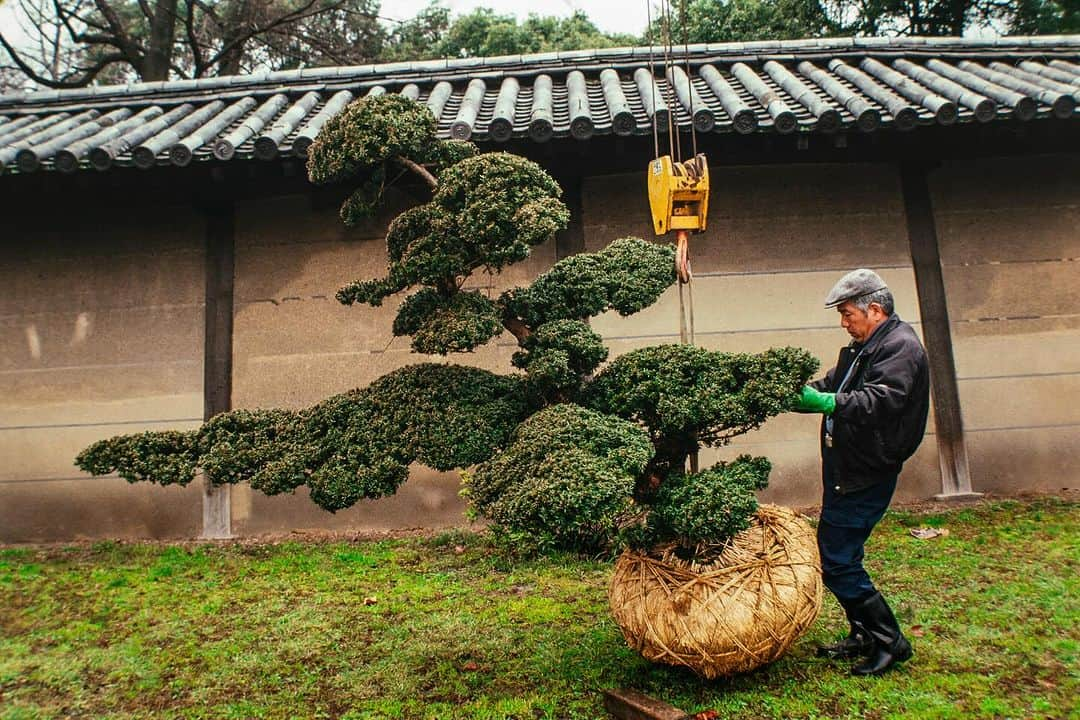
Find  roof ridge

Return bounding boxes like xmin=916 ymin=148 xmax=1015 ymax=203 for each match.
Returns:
xmin=3 ymin=34 xmax=1079 ymax=109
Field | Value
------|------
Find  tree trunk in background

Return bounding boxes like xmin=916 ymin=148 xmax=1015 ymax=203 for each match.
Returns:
xmin=217 ymin=0 xmax=255 ymax=76
xmin=143 ymin=0 xmax=179 ymax=81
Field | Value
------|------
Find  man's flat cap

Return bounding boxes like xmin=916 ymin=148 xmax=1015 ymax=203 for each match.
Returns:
xmin=825 ymin=268 xmax=888 ymax=308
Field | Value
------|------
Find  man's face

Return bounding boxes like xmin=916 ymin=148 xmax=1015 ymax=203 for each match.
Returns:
xmin=837 ymin=300 xmax=886 ymax=343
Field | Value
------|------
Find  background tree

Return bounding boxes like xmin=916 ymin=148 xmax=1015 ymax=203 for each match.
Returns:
xmin=0 ymin=0 xmax=634 ymax=89
xmin=382 ymin=4 xmax=635 ymax=62
xmin=379 ymin=1 xmax=449 ymax=62
xmin=655 ymin=0 xmax=839 ymax=43
xmin=76 ymin=93 xmax=817 ymax=557
xmin=659 ymin=0 xmax=1077 ymax=42
xmin=0 ymin=0 xmax=385 ymax=88
xmin=1010 ymin=0 xmax=1078 ymax=33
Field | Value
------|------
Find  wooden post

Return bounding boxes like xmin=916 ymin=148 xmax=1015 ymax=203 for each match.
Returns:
xmin=201 ymin=199 xmax=236 ymax=538
xmin=900 ymin=162 xmax=980 ymax=500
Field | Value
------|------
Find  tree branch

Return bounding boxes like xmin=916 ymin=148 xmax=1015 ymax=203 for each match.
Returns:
xmin=52 ymin=0 xmax=84 ymax=44
xmin=500 ymin=315 xmax=531 ymax=344
xmin=393 ymin=154 xmax=438 ymax=191
xmin=182 ymin=0 xmax=206 ymax=76
xmin=0 ymin=32 xmax=122 ymax=87
xmin=202 ymin=0 xmax=346 ymax=72
xmin=91 ymin=0 xmax=142 ymax=67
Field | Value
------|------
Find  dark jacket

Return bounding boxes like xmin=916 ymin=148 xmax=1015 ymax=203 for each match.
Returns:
xmin=812 ymin=313 xmax=930 ymax=494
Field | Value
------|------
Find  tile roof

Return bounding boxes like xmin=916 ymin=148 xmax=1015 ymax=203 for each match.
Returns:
xmin=1 ymin=36 xmax=1078 ymax=174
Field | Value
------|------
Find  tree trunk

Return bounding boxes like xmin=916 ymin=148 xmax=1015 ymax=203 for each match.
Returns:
xmin=949 ymin=0 xmax=969 ymax=35
xmin=393 ymin=155 xmax=439 ymax=190
xmin=143 ymin=0 xmax=178 ymax=80
xmin=216 ymin=0 xmax=255 ymax=76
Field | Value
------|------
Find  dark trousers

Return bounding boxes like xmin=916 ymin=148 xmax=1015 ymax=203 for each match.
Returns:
xmin=818 ymin=451 xmax=898 ymax=603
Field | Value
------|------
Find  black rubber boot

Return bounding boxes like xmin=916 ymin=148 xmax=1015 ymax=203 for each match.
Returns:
xmin=851 ymin=591 xmax=913 ymax=676
xmin=817 ymin=624 xmax=873 ymax=659
xmin=817 ymin=597 xmax=873 ymax=659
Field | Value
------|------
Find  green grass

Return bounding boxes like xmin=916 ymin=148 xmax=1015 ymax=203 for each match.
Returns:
xmin=1 ymin=497 xmax=1077 ymax=719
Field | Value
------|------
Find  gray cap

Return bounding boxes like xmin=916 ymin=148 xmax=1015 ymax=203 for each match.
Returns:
xmin=825 ymin=268 xmax=888 ymax=308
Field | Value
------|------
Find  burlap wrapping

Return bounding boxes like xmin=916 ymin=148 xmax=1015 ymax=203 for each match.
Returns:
xmin=608 ymin=504 xmax=822 ymax=678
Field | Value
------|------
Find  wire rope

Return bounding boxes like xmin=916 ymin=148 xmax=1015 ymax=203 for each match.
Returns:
xmin=680 ymin=0 xmax=698 ymax=159
xmin=646 ymin=0 xmax=660 ymax=160
xmin=660 ymin=0 xmax=680 ymax=162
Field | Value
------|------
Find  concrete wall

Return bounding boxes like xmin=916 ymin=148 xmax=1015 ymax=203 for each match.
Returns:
xmin=584 ymin=162 xmax=938 ymax=508
xmin=0 ymin=204 xmax=205 ymax=542
xmin=931 ymin=153 xmax=1080 ymax=495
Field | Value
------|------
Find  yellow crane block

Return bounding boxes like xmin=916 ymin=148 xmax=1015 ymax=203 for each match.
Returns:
xmin=647 ymin=154 xmax=709 ymax=236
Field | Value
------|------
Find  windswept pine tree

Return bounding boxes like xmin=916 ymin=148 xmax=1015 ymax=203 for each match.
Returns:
xmin=77 ymin=93 xmax=818 ymax=556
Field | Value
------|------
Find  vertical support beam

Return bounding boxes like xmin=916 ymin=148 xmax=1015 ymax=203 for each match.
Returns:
xmin=201 ymin=200 xmax=236 ymax=538
xmin=899 ymin=162 xmax=980 ymax=499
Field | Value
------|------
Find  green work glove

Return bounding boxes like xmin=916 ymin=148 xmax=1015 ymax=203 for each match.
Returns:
xmin=795 ymin=386 xmax=836 ymax=415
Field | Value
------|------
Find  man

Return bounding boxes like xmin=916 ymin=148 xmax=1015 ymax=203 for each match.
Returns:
xmin=795 ymin=268 xmax=930 ymax=676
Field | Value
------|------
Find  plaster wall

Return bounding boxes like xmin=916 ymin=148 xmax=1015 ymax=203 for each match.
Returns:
xmin=0 ymin=205 xmax=205 ymax=542
xmin=931 ymin=153 xmax=1080 ymax=496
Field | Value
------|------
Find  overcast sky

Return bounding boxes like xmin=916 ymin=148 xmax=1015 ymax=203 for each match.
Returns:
xmin=0 ymin=0 xmax=652 ymax=48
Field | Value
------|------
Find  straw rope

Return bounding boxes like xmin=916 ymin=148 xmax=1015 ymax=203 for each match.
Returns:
xmin=608 ymin=504 xmax=822 ymax=678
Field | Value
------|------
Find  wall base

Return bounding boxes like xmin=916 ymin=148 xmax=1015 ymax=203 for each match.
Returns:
xmin=932 ymin=491 xmax=985 ymax=502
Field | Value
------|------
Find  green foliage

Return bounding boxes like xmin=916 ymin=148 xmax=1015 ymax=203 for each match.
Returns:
xmin=586 ymin=345 xmax=820 ymax=448
xmin=308 ymin=94 xmax=437 ymax=186
xmin=1010 ymin=0 xmax=1079 ymax=33
xmin=297 ymin=364 xmax=531 ymax=510
xmin=338 ymin=153 xmax=568 ymax=307
xmin=465 ymin=404 xmax=653 ymax=553
xmin=304 ymin=95 xmax=476 ymax=231
xmin=78 ymin=365 xmax=529 ymax=513
xmin=662 ymin=0 xmax=1075 ymax=40
xmin=466 ymin=343 xmax=815 ymax=552
xmin=337 ymin=151 xmax=569 ymax=353
xmin=337 ymin=166 xmax=387 ymax=227
xmin=417 ymin=138 xmax=479 ymax=172
xmin=663 ymin=0 xmax=838 ymax=43
xmin=394 ymin=289 xmax=504 ymax=354
xmin=501 ymin=237 xmax=675 ymax=328
xmin=383 ymin=5 xmax=636 ymax=62
xmin=75 ymin=431 xmax=197 ymax=486
xmin=631 ymin=456 xmax=772 ymax=549
xmin=430 ymin=152 xmax=569 ymax=272
xmin=197 ymin=409 xmax=305 ymax=490
xmin=512 ymin=320 xmax=608 ymax=400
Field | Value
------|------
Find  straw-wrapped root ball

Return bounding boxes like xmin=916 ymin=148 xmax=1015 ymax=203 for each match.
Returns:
xmin=608 ymin=504 xmax=822 ymax=678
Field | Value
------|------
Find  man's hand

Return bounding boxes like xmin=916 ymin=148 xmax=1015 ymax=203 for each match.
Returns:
xmin=794 ymin=386 xmax=836 ymax=414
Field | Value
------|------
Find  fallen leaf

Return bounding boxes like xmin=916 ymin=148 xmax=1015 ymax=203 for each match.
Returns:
xmin=909 ymin=527 xmax=949 ymax=540
xmin=692 ymin=711 xmax=720 ymax=720
xmin=454 ymin=545 xmax=466 ymax=555
xmin=363 ymin=596 xmax=378 ymax=606
xmin=910 ymin=625 xmax=925 ymax=637
xmin=462 ymin=661 xmax=479 ymax=671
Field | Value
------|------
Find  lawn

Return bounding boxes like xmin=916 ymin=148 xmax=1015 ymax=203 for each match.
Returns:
xmin=1 ymin=497 xmax=1077 ymax=720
